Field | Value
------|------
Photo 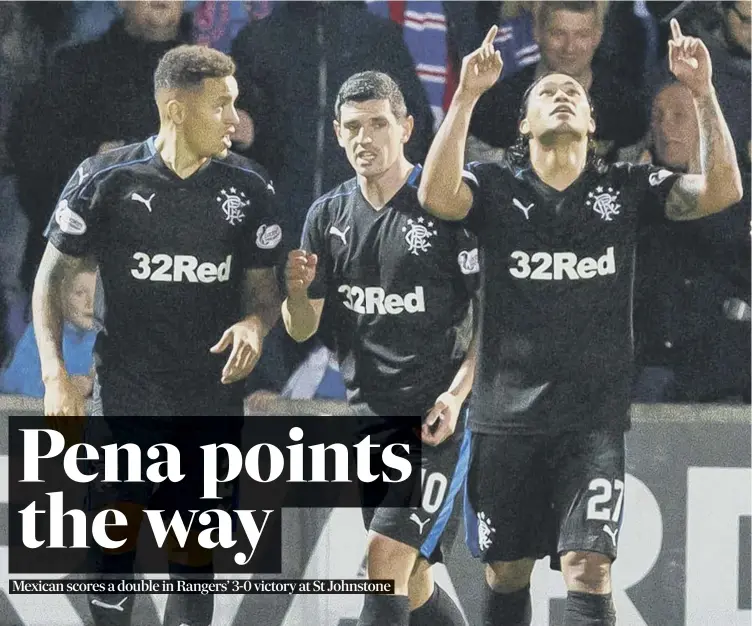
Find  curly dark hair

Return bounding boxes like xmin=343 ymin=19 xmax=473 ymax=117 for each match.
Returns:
xmin=334 ymin=71 xmax=407 ymax=120
xmin=154 ymin=45 xmax=236 ymax=92
xmin=505 ymin=72 xmax=602 ymax=170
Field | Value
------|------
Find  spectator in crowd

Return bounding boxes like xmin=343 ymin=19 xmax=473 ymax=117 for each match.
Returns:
xmin=0 ymin=2 xmax=46 ymax=357
xmin=490 ymin=1 xmax=541 ymax=80
xmin=632 ymin=70 xmax=750 ymax=403
xmin=63 ymin=0 xmax=121 ymax=47
xmin=231 ymin=0 xmax=434 ymax=249
xmin=9 ymin=0 xmax=190 ymax=295
xmin=1 ymin=259 xmax=96 ymax=399
xmin=631 ymin=78 xmax=699 ymax=401
xmin=190 ymin=0 xmax=276 ymax=53
xmin=63 ymin=0 xmax=276 ymax=51
xmin=366 ymin=0 xmax=453 ymax=130
xmin=620 ymin=79 xmax=699 ymax=166
xmin=468 ymin=1 xmax=650 ymax=163
xmin=706 ymin=1 xmax=750 ymax=175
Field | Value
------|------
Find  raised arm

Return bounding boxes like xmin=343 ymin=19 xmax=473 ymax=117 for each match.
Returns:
xmin=663 ymin=19 xmax=743 ymax=221
xmin=418 ymin=26 xmax=503 ymax=221
xmin=32 ymin=243 xmax=90 ymax=417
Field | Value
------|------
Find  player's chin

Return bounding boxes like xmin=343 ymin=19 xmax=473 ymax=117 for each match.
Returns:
xmin=551 ymin=122 xmax=586 ymax=139
xmin=354 ymin=162 xmax=384 ymax=179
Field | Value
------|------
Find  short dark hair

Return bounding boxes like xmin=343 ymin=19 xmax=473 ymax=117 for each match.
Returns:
xmin=536 ymin=1 xmax=607 ymax=30
xmin=334 ymin=71 xmax=407 ymax=120
xmin=154 ymin=45 xmax=235 ymax=92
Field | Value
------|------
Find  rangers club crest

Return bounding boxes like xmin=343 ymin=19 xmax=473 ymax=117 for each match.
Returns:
xmin=586 ymin=186 xmax=621 ymax=221
xmin=402 ymin=217 xmax=437 ymax=256
xmin=216 ymin=187 xmax=249 ymax=225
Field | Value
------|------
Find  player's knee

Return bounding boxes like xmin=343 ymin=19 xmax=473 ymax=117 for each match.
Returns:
xmin=99 ymin=503 xmax=144 ymax=553
xmin=485 ymin=559 xmax=535 ymax=593
xmin=561 ymin=551 xmax=612 ymax=593
xmin=366 ymin=532 xmax=418 ymax=588
xmin=410 ymin=557 xmax=432 ymax=581
xmin=407 ymin=558 xmax=435 ymax=609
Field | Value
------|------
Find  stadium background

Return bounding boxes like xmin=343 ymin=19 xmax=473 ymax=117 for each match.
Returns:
xmin=0 ymin=1 xmax=749 ymax=624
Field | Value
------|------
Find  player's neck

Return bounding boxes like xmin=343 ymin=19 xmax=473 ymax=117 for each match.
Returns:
xmin=529 ymin=139 xmax=588 ymax=191
xmin=154 ymin=132 xmax=208 ymax=180
xmin=358 ymin=157 xmax=414 ymax=211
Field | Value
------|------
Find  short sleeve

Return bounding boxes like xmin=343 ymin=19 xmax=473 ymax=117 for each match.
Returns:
xmin=454 ymin=225 xmax=480 ymax=297
xmin=461 ymin=161 xmax=486 ymax=233
xmin=299 ymin=201 xmax=331 ymax=301
xmin=631 ymin=163 xmax=682 ymax=222
xmin=242 ymin=177 xmax=284 ymax=269
xmin=44 ymin=159 xmax=103 ymax=258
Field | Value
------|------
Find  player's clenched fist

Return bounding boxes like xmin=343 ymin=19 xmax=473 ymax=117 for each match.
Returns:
xmin=457 ymin=25 xmax=503 ymax=101
xmin=285 ymin=249 xmax=318 ymax=297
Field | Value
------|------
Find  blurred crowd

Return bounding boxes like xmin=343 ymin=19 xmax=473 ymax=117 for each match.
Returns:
xmin=0 ymin=0 xmax=749 ymax=405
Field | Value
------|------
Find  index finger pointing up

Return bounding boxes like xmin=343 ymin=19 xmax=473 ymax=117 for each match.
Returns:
xmin=670 ymin=18 xmax=683 ymax=41
xmin=483 ymin=25 xmax=498 ymax=46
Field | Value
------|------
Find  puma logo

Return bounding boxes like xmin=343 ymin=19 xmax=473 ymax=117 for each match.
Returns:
xmin=603 ymin=524 xmax=619 ymax=547
xmin=329 ymin=225 xmax=350 ymax=246
xmin=91 ymin=597 xmax=128 ymax=612
xmin=410 ymin=512 xmax=430 ymax=534
xmin=513 ymin=198 xmax=534 ymax=220
xmin=131 ymin=192 xmax=155 ymax=212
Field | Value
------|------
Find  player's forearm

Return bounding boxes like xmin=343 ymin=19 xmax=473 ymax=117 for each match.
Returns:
xmin=240 ymin=268 xmax=281 ymax=338
xmin=694 ymin=88 xmax=743 ymax=209
xmin=31 ymin=273 xmax=67 ymax=383
xmin=418 ymin=92 xmax=478 ymax=220
xmin=240 ymin=295 xmax=280 ymax=339
xmin=282 ymin=296 xmax=320 ymax=343
xmin=445 ymin=334 xmax=478 ymax=404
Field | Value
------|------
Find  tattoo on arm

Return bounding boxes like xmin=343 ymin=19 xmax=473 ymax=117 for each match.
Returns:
xmin=664 ymin=175 xmax=703 ymax=221
xmin=668 ymin=91 xmax=743 ymax=219
xmin=695 ymin=92 xmax=728 ymax=182
xmin=243 ymin=268 xmax=281 ymax=333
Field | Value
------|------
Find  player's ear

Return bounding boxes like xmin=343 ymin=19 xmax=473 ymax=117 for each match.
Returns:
xmin=519 ymin=118 xmax=530 ymax=136
xmin=401 ymin=114 xmax=414 ymax=144
xmin=588 ymin=115 xmax=596 ymax=135
xmin=333 ymin=120 xmax=346 ymax=148
xmin=166 ymin=99 xmax=187 ymax=125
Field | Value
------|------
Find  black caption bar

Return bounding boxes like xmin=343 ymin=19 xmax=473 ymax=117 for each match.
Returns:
xmin=8 ymin=579 xmax=395 ymax=595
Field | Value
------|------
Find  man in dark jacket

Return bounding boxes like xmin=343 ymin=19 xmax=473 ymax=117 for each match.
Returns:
xmin=468 ymin=1 xmax=650 ymax=164
xmin=231 ymin=1 xmax=435 ymax=249
xmin=9 ymin=1 xmax=190 ymax=293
